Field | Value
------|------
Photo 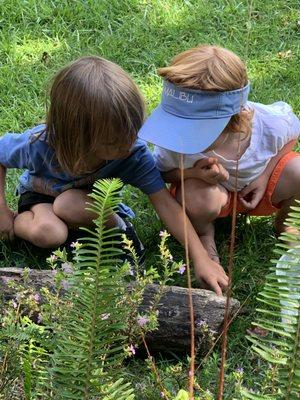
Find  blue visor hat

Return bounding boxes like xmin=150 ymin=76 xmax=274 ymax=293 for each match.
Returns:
xmin=138 ymin=80 xmax=250 ymax=154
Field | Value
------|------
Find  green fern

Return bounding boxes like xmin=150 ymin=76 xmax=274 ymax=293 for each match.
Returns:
xmin=0 ymin=311 xmax=51 ymax=400
xmin=21 ymin=337 xmax=49 ymax=400
xmin=102 ymin=379 xmax=135 ymax=399
xmin=47 ymin=179 xmax=134 ymax=400
xmin=246 ymin=202 xmax=300 ymax=399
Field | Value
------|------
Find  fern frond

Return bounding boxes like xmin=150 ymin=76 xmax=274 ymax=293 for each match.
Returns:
xmin=248 ymin=201 xmax=300 ymax=399
xmin=102 ymin=378 xmax=135 ymax=400
xmin=48 ymin=179 xmax=133 ymax=400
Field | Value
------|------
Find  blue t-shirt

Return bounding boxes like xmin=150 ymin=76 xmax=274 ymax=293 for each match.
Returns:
xmin=0 ymin=125 xmax=165 ymax=218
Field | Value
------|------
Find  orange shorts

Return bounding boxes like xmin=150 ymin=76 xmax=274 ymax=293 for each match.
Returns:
xmin=170 ymin=151 xmax=300 ymax=218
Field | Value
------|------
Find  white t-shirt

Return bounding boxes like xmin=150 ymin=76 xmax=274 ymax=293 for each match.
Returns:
xmin=153 ymin=101 xmax=300 ymax=191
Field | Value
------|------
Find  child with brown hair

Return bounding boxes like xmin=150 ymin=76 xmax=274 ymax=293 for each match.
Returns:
xmin=139 ymin=45 xmax=300 ymax=268
xmin=0 ymin=56 xmax=228 ymax=294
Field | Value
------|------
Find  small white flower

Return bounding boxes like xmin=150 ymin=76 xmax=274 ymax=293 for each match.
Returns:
xmin=137 ymin=315 xmax=149 ymax=327
xmin=70 ymin=241 xmax=82 ymax=250
xmin=49 ymin=254 xmax=57 ymax=262
xmin=33 ymin=293 xmax=41 ymax=303
xmin=61 ymin=262 xmax=73 ymax=274
xmin=128 ymin=344 xmax=136 ymax=355
xmin=178 ymin=265 xmax=186 ymax=275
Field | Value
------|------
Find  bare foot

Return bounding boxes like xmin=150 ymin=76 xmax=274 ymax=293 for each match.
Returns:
xmin=198 ymin=224 xmax=220 ymax=264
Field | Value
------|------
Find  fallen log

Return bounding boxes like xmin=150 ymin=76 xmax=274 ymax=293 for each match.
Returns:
xmin=0 ymin=267 xmax=239 ymax=352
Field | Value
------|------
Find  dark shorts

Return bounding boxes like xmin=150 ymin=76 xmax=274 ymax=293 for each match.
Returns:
xmin=18 ymin=191 xmax=55 ymax=213
xmin=17 ymin=190 xmax=134 ymax=220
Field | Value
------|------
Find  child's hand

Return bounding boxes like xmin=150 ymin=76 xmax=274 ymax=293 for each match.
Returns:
xmin=238 ymin=174 xmax=269 ymax=210
xmin=194 ymin=257 xmax=228 ymax=296
xmin=0 ymin=204 xmax=15 ymax=241
xmin=192 ymin=158 xmax=229 ymax=185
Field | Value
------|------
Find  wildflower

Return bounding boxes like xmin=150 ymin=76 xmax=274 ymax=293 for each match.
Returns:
xmin=49 ymin=254 xmax=57 ymax=262
xmin=61 ymin=262 xmax=73 ymax=274
xmin=70 ymin=241 xmax=82 ymax=250
xmin=61 ymin=280 xmax=70 ymax=290
xmin=168 ymin=254 xmax=173 ymax=261
xmin=160 ymin=392 xmax=165 ymax=398
xmin=178 ymin=264 xmax=186 ymax=275
xmin=37 ymin=313 xmax=43 ymax=324
xmin=12 ymin=300 xmax=18 ymax=309
xmin=137 ymin=315 xmax=150 ymax=327
xmin=196 ymin=319 xmax=207 ymax=327
xmin=33 ymin=293 xmax=41 ymax=303
xmin=128 ymin=344 xmax=136 ymax=355
xmin=16 ymin=293 xmax=22 ymax=301
xmin=236 ymin=367 xmax=244 ymax=374
xmin=1 ymin=276 xmax=13 ymax=284
xmin=51 ymin=269 xmax=58 ymax=277
xmin=101 ymin=313 xmax=110 ymax=320
xmin=159 ymin=230 xmax=166 ymax=237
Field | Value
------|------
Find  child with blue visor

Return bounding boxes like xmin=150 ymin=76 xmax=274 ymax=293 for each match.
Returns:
xmin=139 ymin=45 xmax=300 ymax=271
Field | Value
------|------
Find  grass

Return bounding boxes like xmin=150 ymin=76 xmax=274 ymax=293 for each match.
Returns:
xmin=0 ymin=0 xmax=300 ymax=398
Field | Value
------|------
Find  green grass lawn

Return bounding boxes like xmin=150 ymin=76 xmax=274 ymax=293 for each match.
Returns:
xmin=1 ymin=0 xmax=300 ymax=398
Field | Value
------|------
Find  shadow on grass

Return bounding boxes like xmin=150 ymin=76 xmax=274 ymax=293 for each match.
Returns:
xmin=0 ymin=239 xmax=51 ymax=270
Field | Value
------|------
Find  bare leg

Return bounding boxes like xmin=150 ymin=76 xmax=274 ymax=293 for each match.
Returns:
xmin=176 ymin=179 xmax=229 ymax=263
xmin=53 ymin=188 xmax=120 ymax=229
xmin=14 ymin=188 xmax=122 ymax=248
xmin=14 ymin=204 xmax=68 ymax=248
xmin=272 ymin=156 xmax=300 ymax=236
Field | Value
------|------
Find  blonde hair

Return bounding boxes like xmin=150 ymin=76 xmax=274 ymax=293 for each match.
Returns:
xmin=158 ymin=45 xmax=252 ymax=135
xmin=46 ymin=56 xmax=145 ymax=175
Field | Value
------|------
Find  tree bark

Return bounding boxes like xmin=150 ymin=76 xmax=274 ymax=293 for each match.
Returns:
xmin=0 ymin=267 xmax=239 ymax=352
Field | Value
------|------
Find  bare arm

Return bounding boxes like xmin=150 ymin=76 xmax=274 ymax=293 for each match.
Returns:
xmin=0 ymin=164 xmax=14 ymax=240
xmin=162 ymin=157 xmax=229 ymax=185
xmin=148 ymin=188 xmax=228 ymax=295
xmin=239 ymin=140 xmax=297 ymax=209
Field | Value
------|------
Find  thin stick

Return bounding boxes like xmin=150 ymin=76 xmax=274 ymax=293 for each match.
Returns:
xmin=197 ymin=295 xmax=251 ymax=370
xmin=217 ymin=187 xmax=238 ymax=399
xmin=180 ymin=154 xmax=195 ymax=399
xmin=141 ymin=332 xmax=169 ymax=399
xmin=217 ymin=2 xmax=254 ymax=396
xmin=127 ymin=291 xmax=169 ymax=398
xmin=182 ymin=301 xmax=249 ymax=400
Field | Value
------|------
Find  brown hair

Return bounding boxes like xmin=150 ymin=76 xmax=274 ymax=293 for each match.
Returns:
xmin=46 ymin=56 xmax=145 ymax=175
xmin=158 ymin=45 xmax=252 ymax=135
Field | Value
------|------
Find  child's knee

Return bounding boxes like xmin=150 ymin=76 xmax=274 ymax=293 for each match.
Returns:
xmin=30 ymin=221 xmax=68 ymax=248
xmin=285 ymin=157 xmax=300 ymax=195
xmin=177 ymin=179 xmax=225 ymax=219
xmin=53 ymin=189 xmax=91 ymax=221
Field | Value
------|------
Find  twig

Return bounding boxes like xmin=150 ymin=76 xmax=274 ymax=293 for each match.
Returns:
xmin=180 ymin=154 xmax=195 ymax=399
xmin=141 ymin=332 xmax=169 ymax=399
xmin=196 ymin=295 xmax=251 ymax=370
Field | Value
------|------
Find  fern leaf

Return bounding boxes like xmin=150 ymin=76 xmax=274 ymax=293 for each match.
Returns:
xmin=248 ymin=200 xmax=300 ymax=399
xmin=102 ymin=378 xmax=135 ymax=399
xmin=48 ymin=179 xmax=133 ymax=399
